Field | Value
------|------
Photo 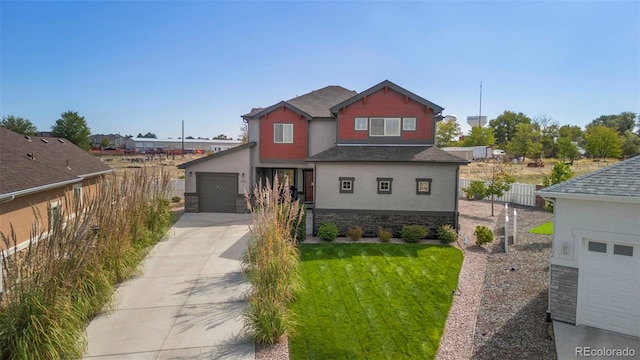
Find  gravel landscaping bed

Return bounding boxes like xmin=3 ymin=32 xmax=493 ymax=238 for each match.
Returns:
xmin=471 ymin=203 xmax=556 ymax=360
xmin=257 ymin=199 xmax=556 ymax=360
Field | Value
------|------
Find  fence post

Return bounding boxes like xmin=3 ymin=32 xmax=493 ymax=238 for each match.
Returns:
xmin=505 ymin=212 xmax=509 ymax=253
xmin=513 ymin=209 xmax=518 ymax=244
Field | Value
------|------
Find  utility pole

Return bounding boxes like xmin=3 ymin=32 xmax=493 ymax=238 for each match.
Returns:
xmin=479 ymin=81 xmax=483 ymax=126
xmin=181 ymin=120 xmax=184 ymax=158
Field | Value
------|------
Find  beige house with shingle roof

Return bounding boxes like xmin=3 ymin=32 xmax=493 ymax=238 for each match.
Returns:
xmin=537 ymin=155 xmax=640 ymax=338
xmin=0 ymin=127 xmax=113 ymax=253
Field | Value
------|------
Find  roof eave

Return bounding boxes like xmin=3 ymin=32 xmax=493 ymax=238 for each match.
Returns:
xmin=535 ymin=191 xmax=640 ymax=204
xmin=177 ymin=141 xmax=256 ymax=169
xmin=329 ymin=80 xmax=445 ymax=115
xmin=251 ymin=101 xmax=312 ymax=120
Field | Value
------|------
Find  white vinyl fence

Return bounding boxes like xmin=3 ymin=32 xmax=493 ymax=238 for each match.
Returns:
xmin=170 ymin=179 xmax=185 ymax=199
xmin=459 ymin=178 xmax=537 ymax=207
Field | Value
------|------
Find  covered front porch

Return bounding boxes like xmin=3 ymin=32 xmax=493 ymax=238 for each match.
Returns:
xmin=255 ymin=167 xmax=314 ymax=206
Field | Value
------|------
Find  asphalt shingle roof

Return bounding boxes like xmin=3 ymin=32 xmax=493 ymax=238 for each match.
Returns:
xmin=308 ymin=145 xmax=469 ymax=163
xmin=538 ymin=155 xmax=640 ymax=198
xmin=0 ymin=127 xmax=113 ymax=195
xmin=242 ymin=86 xmax=357 ymax=120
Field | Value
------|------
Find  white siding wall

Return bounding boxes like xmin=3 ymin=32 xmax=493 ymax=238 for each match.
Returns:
xmin=315 ymin=162 xmax=458 ymax=212
xmin=183 ymin=147 xmax=251 ymax=195
xmin=551 ymin=198 xmax=640 ymax=268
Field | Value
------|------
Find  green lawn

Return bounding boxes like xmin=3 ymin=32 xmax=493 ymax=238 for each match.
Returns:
xmin=529 ymin=222 xmax=553 ymax=235
xmin=289 ymin=243 xmax=463 ymax=360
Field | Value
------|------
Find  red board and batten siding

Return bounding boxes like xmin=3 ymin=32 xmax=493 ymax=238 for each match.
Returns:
xmin=259 ymin=106 xmax=308 ymax=161
xmin=336 ymin=87 xmax=436 ymax=143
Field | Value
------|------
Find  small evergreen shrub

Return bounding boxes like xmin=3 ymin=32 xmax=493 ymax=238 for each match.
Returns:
xmin=318 ymin=223 xmax=339 ymax=242
xmin=378 ymin=228 xmax=392 ymax=242
xmin=474 ymin=225 xmax=494 ymax=246
xmin=171 ymin=196 xmax=181 ymax=203
xmin=437 ymin=224 xmax=458 ymax=244
xmin=463 ymin=180 xmax=487 ymax=200
xmin=400 ymin=225 xmax=429 ymax=243
xmin=346 ymin=227 xmax=362 ymax=241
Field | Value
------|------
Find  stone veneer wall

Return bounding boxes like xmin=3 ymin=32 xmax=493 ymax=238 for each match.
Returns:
xmin=550 ymin=264 xmax=578 ymax=324
xmin=185 ymin=193 xmax=198 ymax=213
xmin=313 ymin=209 xmax=456 ymax=238
xmin=236 ymin=195 xmax=249 ymax=213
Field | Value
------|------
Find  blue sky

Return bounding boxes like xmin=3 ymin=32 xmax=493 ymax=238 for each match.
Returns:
xmin=2 ymin=1 xmax=639 ymax=139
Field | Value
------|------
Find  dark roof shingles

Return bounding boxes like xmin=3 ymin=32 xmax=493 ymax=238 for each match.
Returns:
xmin=308 ymin=145 xmax=469 ymax=163
xmin=539 ymin=155 xmax=640 ymax=198
xmin=243 ymin=86 xmax=356 ymax=119
xmin=0 ymin=127 xmax=112 ymax=195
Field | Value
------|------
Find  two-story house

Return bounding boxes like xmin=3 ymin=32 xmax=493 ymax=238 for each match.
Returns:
xmin=178 ymin=80 xmax=468 ymax=235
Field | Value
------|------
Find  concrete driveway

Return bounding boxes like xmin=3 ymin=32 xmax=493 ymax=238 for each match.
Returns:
xmin=554 ymin=321 xmax=639 ymax=360
xmin=84 ymin=212 xmax=254 ymax=360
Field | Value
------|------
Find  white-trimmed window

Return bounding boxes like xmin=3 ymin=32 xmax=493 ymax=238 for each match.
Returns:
xmin=355 ymin=117 xmax=368 ymax=131
xmin=377 ymin=178 xmax=393 ymax=194
xmin=370 ymin=118 xmax=401 ymax=136
xmin=416 ymin=178 xmax=432 ymax=195
xmin=403 ymin=117 xmax=416 ymax=131
xmin=339 ymin=177 xmax=355 ymax=194
xmin=274 ymin=123 xmax=293 ymax=143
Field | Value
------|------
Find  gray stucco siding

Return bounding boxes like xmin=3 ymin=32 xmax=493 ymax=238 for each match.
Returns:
xmin=182 ymin=146 xmax=251 ymax=195
xmin=314 ymin=162 xmax=458 ymax=212
xmin=308 ymin=119 xmax=337 ymax=157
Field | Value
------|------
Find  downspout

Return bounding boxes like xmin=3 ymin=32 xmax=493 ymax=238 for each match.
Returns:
xmin=543 ymin=196 xmax=556 ymax=321
xmin=454 ymin=165 xmax=460 ymax=230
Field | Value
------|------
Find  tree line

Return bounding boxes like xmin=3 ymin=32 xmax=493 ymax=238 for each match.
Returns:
xmin=1 ymin=112 xmax=237 ymax=150
xmin=436 ymin=111 xmax=640 ymax=159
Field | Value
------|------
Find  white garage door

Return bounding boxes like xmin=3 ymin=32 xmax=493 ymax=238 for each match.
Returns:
xmin=580 ymin=239 xmax=640 ymax=337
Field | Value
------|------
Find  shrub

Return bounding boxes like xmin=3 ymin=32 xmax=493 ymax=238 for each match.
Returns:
xmin=317 ymin=223 xmax=339 ymax=242
xmin=463 ymin=180 xmax=487 ymax=200
xmin=437 ymin=224 xmax=458 ymax=244
xmin=346 ymin=227 xmax=362 ymax=241
xmin=378 ymin=228 xmax=392 ymax=242
xmin=171 ymin=196 xmax=181 ymax=203
xmin=400 ymin=225 xmax=429 ymax=243
xmin=474 ymin=225 xmax=494 ymax=246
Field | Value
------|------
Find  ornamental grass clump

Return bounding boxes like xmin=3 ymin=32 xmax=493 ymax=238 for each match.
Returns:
xmin=0 ymin=169 xmax=174 ymax=359
xmin=346 ymin=227 xmax=362 ymax=241
xmin=243 ymin=178 xmax=304 ymax=344
xmin=378 ymin=227 xmax=392 ymax=242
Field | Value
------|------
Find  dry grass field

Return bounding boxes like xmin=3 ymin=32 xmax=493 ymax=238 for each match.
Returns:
xmin=459 ymin=158 xmax=619 ymax=185
xmin=96 ymin=153 xmax=619 ymax=186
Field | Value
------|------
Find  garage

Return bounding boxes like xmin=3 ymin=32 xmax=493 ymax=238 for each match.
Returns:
xmin=580 ymin=239 xmax=639 ymax=337
xmin=197 ymin=173 xmax=238 ymax=213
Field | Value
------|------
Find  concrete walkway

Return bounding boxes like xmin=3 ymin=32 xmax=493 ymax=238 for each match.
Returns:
xmin=553 ymin=321 xmax=639 ymax=360
xmin=84 ymin=212 xmax=254 ymax=360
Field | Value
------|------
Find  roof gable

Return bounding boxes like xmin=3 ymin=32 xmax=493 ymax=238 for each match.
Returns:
xmin=242 ymin=86 xmax=357 ymax=120
xmin=538 ymin=155 xmax=640 ymax=199
xmin=329 ymin=80 xmax=444 ymax=115
xmin=177 ymin=142 xmax=256 ymax=169
xmin=0 ymin=127 xmax=113 ymax=196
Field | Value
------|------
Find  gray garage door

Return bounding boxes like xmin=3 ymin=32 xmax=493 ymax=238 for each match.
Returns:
xmin=197 ymin=173 xmax=238 ymax=213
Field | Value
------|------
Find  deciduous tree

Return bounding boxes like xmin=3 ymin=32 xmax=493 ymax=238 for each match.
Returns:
xmin=588 ymin=112 xmax=638 ymax=134
xmin=506 ymin=122 xmax=543 ymax=159
xmin=555 ymin=137 xmax=580 ymax=163
xmin=1 ymin=115 xmax=37 ymax=135
xmin=51 ymin=111 xmax=91 ymax=150
xmin=436 ymin=118 xmax=462 ymax=147
xmin=461 ymin=126 xmax=495 ymax=147
xmin=489 ymin=110 xmax=532 ymax=147
xmin=621 ymin=130 xmax=640 ymax=157
xmin=583 ymin=125 xmax=622 ymax=159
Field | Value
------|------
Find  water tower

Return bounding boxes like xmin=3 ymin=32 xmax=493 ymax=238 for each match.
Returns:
xmin=467 ymin=115 xmax=487 ymax=128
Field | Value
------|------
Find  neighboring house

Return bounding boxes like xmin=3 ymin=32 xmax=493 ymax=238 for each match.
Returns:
xmin=0 ymin=127 xmax=113 ymax=253
xmin=536 ymin=155 xmax=640 ymax=338
xmin=89 ymin=133 xmax=128 ymax=149
xmin=178 ymin=80 xmax=468 ymax=236
xmin=125 ymin=137 xmax=241 ymax=153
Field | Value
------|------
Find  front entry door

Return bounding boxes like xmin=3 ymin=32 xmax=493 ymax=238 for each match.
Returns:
xmin=303 ymin=171 xmax=314 ymax=203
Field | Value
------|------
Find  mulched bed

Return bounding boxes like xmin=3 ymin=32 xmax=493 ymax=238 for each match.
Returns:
xmin=471 ymin=203 xmax=557 ymax=360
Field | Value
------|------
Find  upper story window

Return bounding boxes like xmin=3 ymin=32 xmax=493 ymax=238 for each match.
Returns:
xmin=274 ymin=123 xmax=293 ymax=143
xmin=355 ymin=117 xmax=368 ymax=131
xmin=403 ymin=117 xmax=416 ymax=131
xmin=370 ymin=118 xmax=401 ymax=137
